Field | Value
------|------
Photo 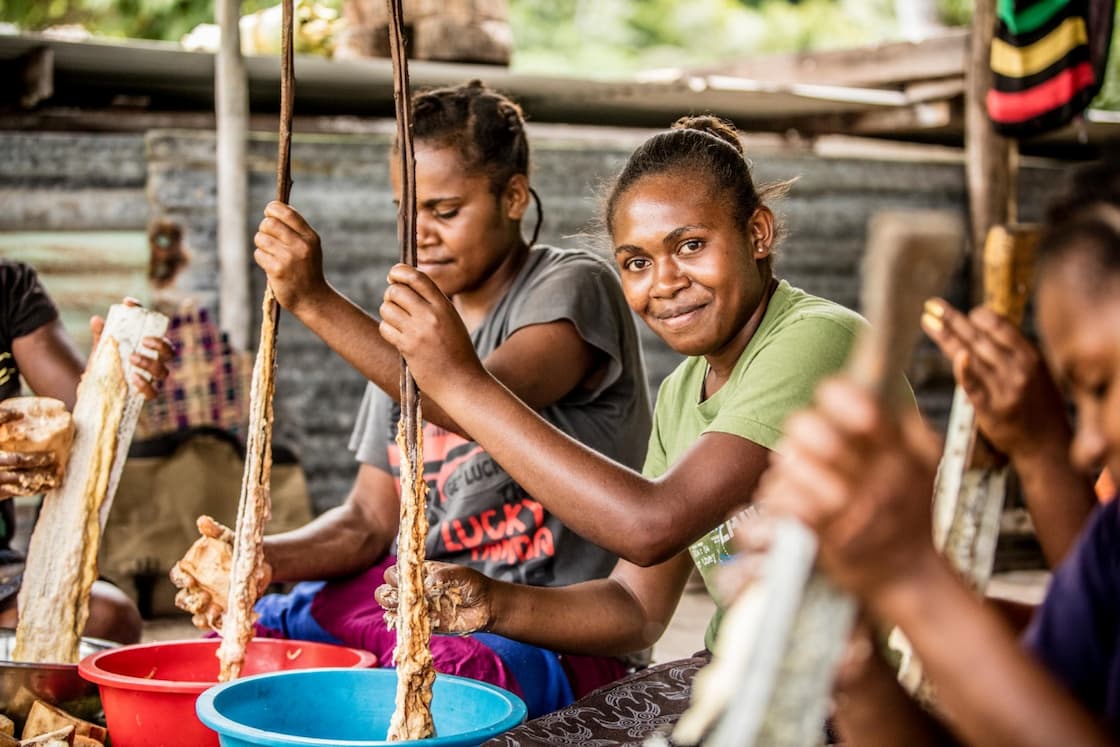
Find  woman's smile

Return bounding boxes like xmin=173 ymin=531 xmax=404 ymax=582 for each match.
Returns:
xmin=651 ymin=302 xmax=708 ymax=330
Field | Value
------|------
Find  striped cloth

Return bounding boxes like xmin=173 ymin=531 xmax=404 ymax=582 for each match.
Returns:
xmin=135 ymin=299 xmax=252 ymax=441
xmin=988 ymin=0 xmax=1115 ymax=136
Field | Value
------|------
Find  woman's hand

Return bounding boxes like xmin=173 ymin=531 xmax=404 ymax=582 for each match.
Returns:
xmin=0 ymin=449 xmax=57 ymax=498
xmin=170 ymin=515 xmax=272 ymax=631
xmin=253 ymin=201 xmax=332 ymax=315
xmin=378 ymin=264 xmax=487 ymax=399
xmin=89 ymin=298 xmax=174 ymax=400
xmin=376 ymin=560 xmax=493 ymax=634
xmin=0 ymin=406 xmax=61 ymax=498
xmin=759 ymin=378 xmax=945 ymax=610
xmin=922 ymin=299 xmax=1068 ymax=460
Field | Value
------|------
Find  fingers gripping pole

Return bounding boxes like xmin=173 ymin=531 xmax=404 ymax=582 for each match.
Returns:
xmin=900 ymin=224 xmax=1038 ymax=695
xmin=217 ymin=0 xmax=295 ymax=682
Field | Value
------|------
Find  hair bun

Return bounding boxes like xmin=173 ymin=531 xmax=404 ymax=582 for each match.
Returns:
xmin=497 ymin=100 xmax=525 ymax=133
xmin=671 ymin=115 xmax=743 ymax=156
xmin=413 ymin=92 xmax=442 ymax=117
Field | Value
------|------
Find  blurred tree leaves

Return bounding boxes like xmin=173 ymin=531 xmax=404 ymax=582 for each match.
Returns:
xmin=0 ymin=0 xmax=312 ymax=40
xmin=507 ymin=0 xmax=903 ymax=76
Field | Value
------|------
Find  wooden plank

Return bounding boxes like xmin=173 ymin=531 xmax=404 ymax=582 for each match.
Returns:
xmin=688 ymin=29 xmax=969 ymax=88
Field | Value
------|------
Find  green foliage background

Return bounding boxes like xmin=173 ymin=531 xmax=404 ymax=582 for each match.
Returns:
xmin=507 ymin=0 xmax=900 ymax=75
xmin=0 ymin=0 xmax=281 ymax=41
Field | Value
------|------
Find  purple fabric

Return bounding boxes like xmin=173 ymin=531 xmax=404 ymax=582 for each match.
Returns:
xmin=253 ymin=554 xmax=628 ymax=719
xmin=1022 ymin=497 xmax=1120 ymax=729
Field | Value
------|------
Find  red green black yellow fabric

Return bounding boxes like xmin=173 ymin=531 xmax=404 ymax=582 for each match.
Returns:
xmin=988 ymin=0 xmax=1115 ymax=136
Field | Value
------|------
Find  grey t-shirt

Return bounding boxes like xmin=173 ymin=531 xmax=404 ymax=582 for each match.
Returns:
xmin=351 ymin=246 xmax=652 ymax=587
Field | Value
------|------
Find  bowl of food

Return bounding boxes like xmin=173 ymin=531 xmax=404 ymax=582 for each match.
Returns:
xmin=0 ymin=627 xmax=115 ymax=730
xmin=196 ymin=667 xmax=526 ymax=747
xmin=79 ymin=637 xmax=378 ymax=747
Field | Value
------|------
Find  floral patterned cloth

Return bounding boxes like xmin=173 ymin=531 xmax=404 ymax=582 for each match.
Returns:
xmin=483 ymin=652 xmax=711 ymax=747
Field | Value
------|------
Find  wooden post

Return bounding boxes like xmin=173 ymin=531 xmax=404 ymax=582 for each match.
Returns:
xmin=384 ymin=0 xmax=436 ymax=738
xmin=966 ymin=0 xmax=1018 ymax=304
xmin=216 ymin=0 xmax=294 ymax=682
xmin=216 ymin=0 xmax=252 ymax=352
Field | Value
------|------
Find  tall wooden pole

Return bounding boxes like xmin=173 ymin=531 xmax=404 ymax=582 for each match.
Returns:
xmin=216 ymin=0 xmax=251 ymax=351
xmin=385 ymin=0 xmax=436 ymax=739
xmin=966 ymin=0 xmax=1018 ymax=304
xmin=217 ymin=0 xmax=294 ymax=682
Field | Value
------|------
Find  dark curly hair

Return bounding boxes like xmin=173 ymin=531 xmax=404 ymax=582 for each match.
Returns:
xmin=402 ymin=80 xmax=529 ymax=192
xmin=397 ymin=79 xmax=540 ymax=245
xmin=1038 ymin=153 xmax=1120 ymax=289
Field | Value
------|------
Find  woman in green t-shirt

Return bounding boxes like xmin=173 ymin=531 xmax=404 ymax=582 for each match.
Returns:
xmin=379 ymin=115 xmax=868 ymax=740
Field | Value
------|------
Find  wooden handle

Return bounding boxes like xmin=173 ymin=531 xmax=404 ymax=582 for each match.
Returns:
xmin=982 ymin=224 xmax=1037 ymax=325
xmin=847 ymin=210 xmax=962 ymax=407
xmin=967 ymin=223 xmax=1037 ymax=469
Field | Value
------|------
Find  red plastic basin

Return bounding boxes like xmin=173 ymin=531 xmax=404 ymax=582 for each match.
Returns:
xmin=78 ymin=638 xmax=377 ymax=747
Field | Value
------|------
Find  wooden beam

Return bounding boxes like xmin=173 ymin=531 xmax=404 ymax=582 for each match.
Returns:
xmin=0 ymin=46 xmax=53 ymax=108
xmin=965 ymin=0 xmax=1018 ymax=303
xmin=215 ymin=0 xmax=252 ymax=352
xmin=688 ymin=29 xmax=969 ymax=89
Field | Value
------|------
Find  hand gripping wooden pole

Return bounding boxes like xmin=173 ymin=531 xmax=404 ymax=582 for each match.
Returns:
xmin=669 ymin=211 xmax=962 ymax=747
xmin=216 ymin=0 xmax=295 ymax=682
xmin=895 ymin=223 xmax=1037 ymax=694
xmin=384 ymin=0 xmax=436 ymax=740
xmin=933 ymin=224 xmax=1037 ymax=583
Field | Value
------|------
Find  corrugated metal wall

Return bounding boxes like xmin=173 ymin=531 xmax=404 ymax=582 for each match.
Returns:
xmin=0 ymin=129 xmax=1065 ymax=514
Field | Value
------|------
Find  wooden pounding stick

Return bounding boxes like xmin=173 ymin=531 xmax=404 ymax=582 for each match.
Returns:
xmin=669 ymin=211 xmax=962 ymax=747
xmin=216 ymin=0 xmax=295 ymax=682
xmin=934 ymin=224 xmax=1037 ymax=584
xmin=384 ymin=0 xmax=436 ymax=740
xmin=895 ymin=224 xmax=1037 ymax=694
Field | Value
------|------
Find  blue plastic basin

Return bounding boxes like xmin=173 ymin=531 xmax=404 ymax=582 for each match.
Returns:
xmin=196 ymin=668 xmax=526 ymax=746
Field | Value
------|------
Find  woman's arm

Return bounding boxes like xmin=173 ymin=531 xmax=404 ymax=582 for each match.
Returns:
xmin=11 ymin=319 xmax=84 ymax=408
xmin=378 ymin=264 xmax=777 ymax=565
xmin=264 ymin=463 xmax=400 ymax=582
xmin=252 ymin=202 xmax=604 ymax=438
xmin=766 ymin=378 xmax=1112 ymax=747
xmin=874 ymin=555 xmax=1111 ymax=747
xmin=832 ymin=630 xmax=950 ymax=747
xmin=380 ymin=551 xmax=696 ymax=657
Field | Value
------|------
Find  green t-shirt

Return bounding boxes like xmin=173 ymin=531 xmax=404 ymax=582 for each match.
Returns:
xmin=641 ymin=279 xmax=868 ymax=650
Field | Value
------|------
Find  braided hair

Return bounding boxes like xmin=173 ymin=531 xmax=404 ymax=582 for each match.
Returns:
xmin=402 ymin=80 xmax=543 ymax=246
